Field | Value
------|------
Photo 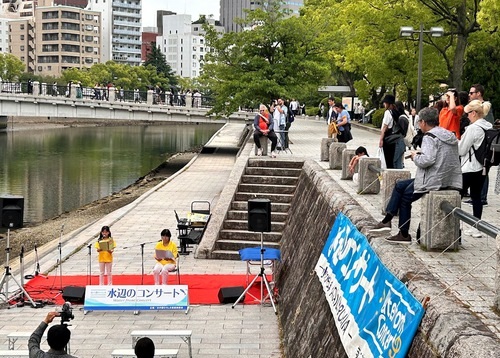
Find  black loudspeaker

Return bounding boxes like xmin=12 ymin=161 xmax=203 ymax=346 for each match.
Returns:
xmin=62 ymin=286 xmax=86 ymax=303
xmin=218 ymin=286 xmax=245 ymax=304
xmin=248 ymin=198 xmax=271 ymax=232
xmin=0 ymin=195 xmax=24 ymax=229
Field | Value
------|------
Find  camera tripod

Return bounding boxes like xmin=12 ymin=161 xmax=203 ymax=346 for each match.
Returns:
xmin=0 ymin=225 xmax=37 ymax=307
xmin=232 ymin=232 xmax=277 ymax=314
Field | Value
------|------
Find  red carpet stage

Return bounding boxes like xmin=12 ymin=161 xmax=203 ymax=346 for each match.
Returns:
xmin=23 ymin=274 xmax=273 ymax=306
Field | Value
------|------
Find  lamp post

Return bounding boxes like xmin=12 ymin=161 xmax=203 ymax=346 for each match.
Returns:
xmin=400 ymin=24 xmax=444 ymax=111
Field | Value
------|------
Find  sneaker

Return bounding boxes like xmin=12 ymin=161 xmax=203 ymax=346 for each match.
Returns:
xmin=257 ymin=148 xmax=263 ymax=156
xmin=481 ymin=201 xmax=488 ymax=206
xmin=385 ymin=232 xmax=412 ymax=244
xmin=369 ymin=221 xmax=391 ymax=233
xmin=271 ymin=150 xmax=277 ymax=158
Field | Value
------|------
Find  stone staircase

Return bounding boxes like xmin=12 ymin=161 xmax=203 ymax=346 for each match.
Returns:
xmin=211 ymin=158 xmax=304 ymax=260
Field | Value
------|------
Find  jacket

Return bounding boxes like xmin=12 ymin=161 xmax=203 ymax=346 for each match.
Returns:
xmin=458 ymin=118 xmax=493 ymax=173
xmin=413 ymin=126 xmax=462 ymax=193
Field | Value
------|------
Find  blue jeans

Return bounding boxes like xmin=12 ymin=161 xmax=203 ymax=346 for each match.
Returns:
xmin=385 ymin=179 xmax=425 ymax=235
xmin=393 ymin=139 xmax=405 ymax=169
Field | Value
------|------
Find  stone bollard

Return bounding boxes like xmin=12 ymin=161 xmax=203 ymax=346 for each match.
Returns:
xmin=328 ymin=143 xmax=346 ymax=169
xmin=357 ymin=157 xmax=381 ymax=194
xmin=341 ymin=149 xmax=356 ymax=180
xmin=420 ymin=190 xmax=461 ymax=251
xmin=70 ymin=83 xmax=77 ymax=99
xmin=381 ymin=169 xmax=411 ymax=214
xmin=186 ymin=93 xmax=192 ymax=108
xmin=254 ymin=136 xmax=269 ymax=156
xmin=147 ymin=90 xmax=154 ymax=105
xmin=320 ymin=138 xmax=336 ymax=161
xmin=496 ymin=233 xmax=500 ymax=311
xmin=108 ymin=87 xmax=116 ymax=102
xmin=33 ymin=81 xmax=40 ymax=96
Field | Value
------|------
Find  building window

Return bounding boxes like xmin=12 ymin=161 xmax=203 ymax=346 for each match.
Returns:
xmin=192 ymin=47 xmax=196 ymax=51
xmin=192 ymin=55 xmax=196 ymax=59
xmin=20 ymin=45 xmax=25 ymax=51
xmin=200 ymin=39 xmax=204 ymax=44
xmin=21 ymin=56 xmax=25 ymax=61
xmin=20 ymin=24 xmax=25 ymax=30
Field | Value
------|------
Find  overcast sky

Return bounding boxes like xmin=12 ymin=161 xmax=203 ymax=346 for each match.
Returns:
xmin=142 ymin=0 xmax=220 ymax=28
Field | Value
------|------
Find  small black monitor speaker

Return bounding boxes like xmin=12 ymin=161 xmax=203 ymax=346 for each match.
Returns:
xmin=62 ymin=286 xmax=86 ymax=303
xmin=248 ymin=198 xmax=271 ymax=232
xmin=218 ymin=286 xmax=245 ymax=304
xmin=0 ymin=195 xmax=24 ymax=229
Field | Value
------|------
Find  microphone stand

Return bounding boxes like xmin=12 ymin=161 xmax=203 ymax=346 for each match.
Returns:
xmin=122 ymin=241 xmax=157 ymax=285
xmin=87 ymin=243 xmax=92 ymax=285
xmin=53 ymin=224 xmax=64 ymax=299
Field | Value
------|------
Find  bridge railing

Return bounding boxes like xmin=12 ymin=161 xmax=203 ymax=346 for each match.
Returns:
xmin=0 ymin=81 xmax=213 ymax=108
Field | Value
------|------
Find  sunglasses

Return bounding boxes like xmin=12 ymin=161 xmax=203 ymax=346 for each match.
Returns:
xmin=469 ymin=91 xmax=477 ymax=95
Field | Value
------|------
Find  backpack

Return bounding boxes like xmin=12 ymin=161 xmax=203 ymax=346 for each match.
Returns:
xmin=471 ymin=128 xmax=500 ymax=169
xmin=286 ymin=106 xmax=295 ymax=123
xmin=390 ymin=111 xmax=408 ymax=136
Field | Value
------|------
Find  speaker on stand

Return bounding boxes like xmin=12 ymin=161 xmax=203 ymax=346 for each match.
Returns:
xmin=247 ymin=198 xmax=271 ymax=232
xmin=0 ymin=195 xmax=24 ymax=229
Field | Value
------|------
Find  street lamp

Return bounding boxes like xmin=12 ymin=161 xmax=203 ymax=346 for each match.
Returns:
xmin=400 ymin=24 xmax=444 ymax=111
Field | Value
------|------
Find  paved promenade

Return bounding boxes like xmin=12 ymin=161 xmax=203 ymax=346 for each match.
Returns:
xmin=0 ymin=116 xmax=499 ymax=357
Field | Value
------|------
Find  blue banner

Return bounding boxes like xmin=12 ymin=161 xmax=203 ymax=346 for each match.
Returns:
xmin=315 ymin=213 xmax=424 ymax=358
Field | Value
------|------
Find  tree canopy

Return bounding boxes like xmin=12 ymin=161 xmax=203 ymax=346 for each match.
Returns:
xmin=144 ymin=43 xmax=178 ymax=86
xmin=200 ymin=0 xmax=331 ymax=115
xmin=0 ymin=53 xmax=25 ymax=81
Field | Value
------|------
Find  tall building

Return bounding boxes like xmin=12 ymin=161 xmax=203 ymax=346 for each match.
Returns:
xmin=220 ymin=0 xmax=303 ymax=33
xmin=87 ymin=0 xmax=142 ymax=66
xmin=156 ymin=13 xmax=223 ymax=78
xmin=33 ymin=5 xmax=101 ymax=75
xmin=1 ymin=0 xmax=36 ymax=56
xmin=141 ymin=26 xmax=157 ymax=62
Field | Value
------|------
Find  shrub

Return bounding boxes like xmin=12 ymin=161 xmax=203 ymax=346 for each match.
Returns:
xmin=371 ymin=108 xmax=386 ymax=128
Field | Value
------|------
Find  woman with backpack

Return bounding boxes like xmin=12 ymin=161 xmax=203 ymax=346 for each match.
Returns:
xmin=458 ymin=100 xmax=492 ymax=219
xmin=378 ymin=94 xmax=404 ymax=169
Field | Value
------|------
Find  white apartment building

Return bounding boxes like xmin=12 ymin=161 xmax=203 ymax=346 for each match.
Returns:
xmin=86 ymin=0 xmax=141 ymax=66
xmin=220 ymin=0 xmax=303 ymax=33
xmin=157 ymin=14 xmax=223 ymax=78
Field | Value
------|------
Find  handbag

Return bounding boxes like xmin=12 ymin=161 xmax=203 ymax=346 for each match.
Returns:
xmin=377 ymin=147 xmax=387 ymax=169
xmin=384 ymin=133 xmax=403 ymax=145
xmin=328 ymin=121 xmax=339 ymax=136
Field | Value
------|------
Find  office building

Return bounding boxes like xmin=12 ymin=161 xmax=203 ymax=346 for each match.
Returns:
xmin=157 ymin=13 xmax=223 ymax=78
xmin=87 ymin=0 xmax=142 ymax=66
xmin=220 ymin=0 xmax=303 ymax=33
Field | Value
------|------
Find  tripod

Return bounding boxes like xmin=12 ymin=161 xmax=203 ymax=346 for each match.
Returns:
xmin=232 ymin=232 xmax=277 ymax=314
xmin=0 ymin=226 xmax=37 ymax=307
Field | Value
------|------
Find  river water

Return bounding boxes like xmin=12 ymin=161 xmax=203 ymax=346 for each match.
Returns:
xmin=0 ymin=123 xmax=222 ymax=224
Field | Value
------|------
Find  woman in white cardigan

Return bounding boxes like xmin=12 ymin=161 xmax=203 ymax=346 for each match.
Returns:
xmin=458 ymin=100 xmax=492 ymax=219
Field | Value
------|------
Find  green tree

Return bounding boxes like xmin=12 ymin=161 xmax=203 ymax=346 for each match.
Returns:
xmin=0 ymin=53 xmax=25 ymax=81
xmin=144 ymin=43 xmax=177 ymax=86
xmin=200 ymin=0 xmax=331 ymax=115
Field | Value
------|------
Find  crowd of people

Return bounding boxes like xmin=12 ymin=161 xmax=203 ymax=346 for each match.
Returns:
xmin=371 ymin=82 xmax=499 ymax=242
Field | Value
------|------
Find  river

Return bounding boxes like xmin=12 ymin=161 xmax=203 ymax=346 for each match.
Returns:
xmin=0 ymin=122 xmax=222 ymax=224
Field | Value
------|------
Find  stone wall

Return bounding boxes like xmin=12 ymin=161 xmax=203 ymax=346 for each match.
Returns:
xmin=275 ymin=160 xmax=500 ymax=358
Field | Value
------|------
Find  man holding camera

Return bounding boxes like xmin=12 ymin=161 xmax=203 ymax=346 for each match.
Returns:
xmin=29 ymin=311 xmax=76 ymax=358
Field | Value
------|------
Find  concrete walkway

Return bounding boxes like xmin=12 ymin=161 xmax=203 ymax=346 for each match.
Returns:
xmin=0 ymin=116 xmax=499 ymax=357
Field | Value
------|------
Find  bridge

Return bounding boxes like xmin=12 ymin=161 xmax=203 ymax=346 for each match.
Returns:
xmin=0 ymin=81 xmax=253 ymax=126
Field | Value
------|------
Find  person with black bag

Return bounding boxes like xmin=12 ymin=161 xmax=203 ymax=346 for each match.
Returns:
xmin=334 ymin=102 xmax=353 ymax=143
xmin=378 ymin=94 xmax=403 ymax=168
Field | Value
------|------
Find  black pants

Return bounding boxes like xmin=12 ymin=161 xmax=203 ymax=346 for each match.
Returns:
xmin=254 ymin=130 xmax=278 ymax=151
xmin=461 ymin=170 xmax=486 ymax=219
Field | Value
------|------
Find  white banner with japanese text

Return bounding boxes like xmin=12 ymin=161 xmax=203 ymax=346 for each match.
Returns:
xmin=83 ymin=285 xmax=189 ymax=311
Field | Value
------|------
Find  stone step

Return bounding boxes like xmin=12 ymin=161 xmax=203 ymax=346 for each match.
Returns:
xmin=213 ymin=239 xmax=280 ymax=252
xmin=241 ymin=175 xmax=299 ymax=186
xmin=244 ymin=167 xmax=302 ymax=178
xmin=227 ymin=210 xmax=288 ymax=222
xmin=238 ymin=183 xmax=296 ymax=195
xmin=231 ymin=201 xmax=290 ymax=212
xmin=235 ymin=192 xmax=294 ymax=203
xmin=223 ymin=220 xmax=284 ymax=231
xmin=219 ymin=230 xmax=281 ymax=242
xmin=248 ymin=158 xmax=304 ymax=169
